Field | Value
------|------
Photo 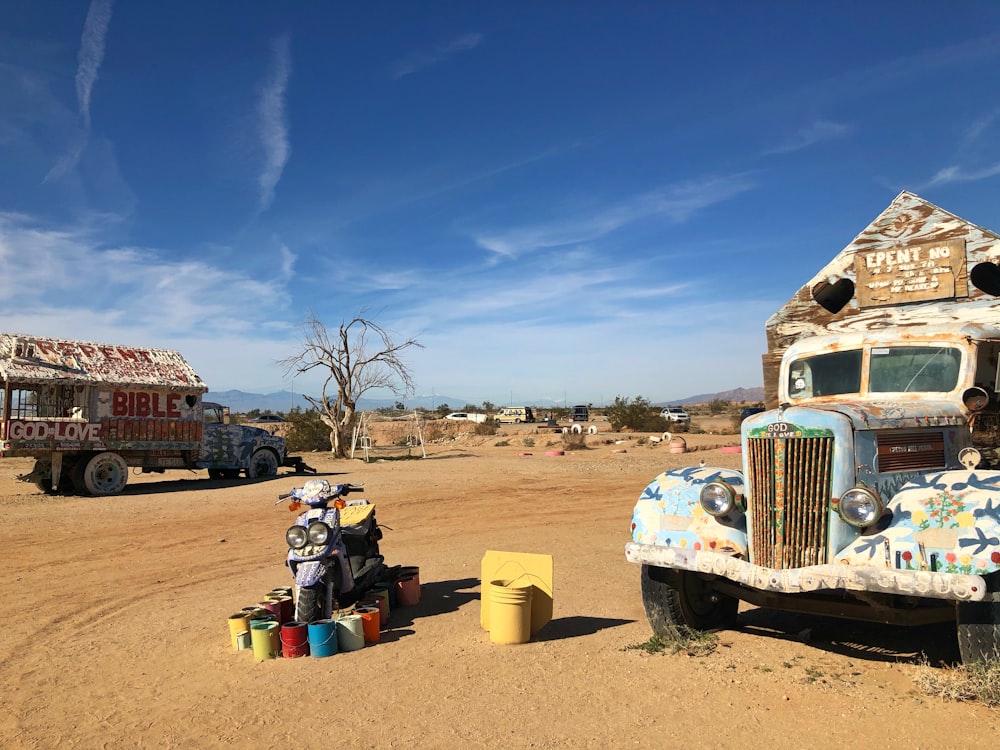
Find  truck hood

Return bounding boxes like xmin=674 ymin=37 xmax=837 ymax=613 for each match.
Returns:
xmin=773 ymin=399 xmax=968 ymax=431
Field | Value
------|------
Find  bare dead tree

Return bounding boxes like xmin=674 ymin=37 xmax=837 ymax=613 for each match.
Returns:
xmin=279 ymin=311 xmax=423 ymax=457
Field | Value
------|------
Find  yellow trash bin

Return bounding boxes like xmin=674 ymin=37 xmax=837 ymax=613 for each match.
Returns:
xmin=488 ymin=579 xmax=533 ymax=644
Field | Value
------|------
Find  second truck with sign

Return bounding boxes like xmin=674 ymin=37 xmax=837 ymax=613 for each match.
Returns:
xmin=0 ymin=334 xmax=311 ymax=495
xmin=626 ymin=191 xmax=1000 ymax=664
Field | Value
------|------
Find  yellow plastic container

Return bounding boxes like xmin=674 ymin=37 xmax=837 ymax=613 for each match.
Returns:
xmin=488 ymin=579 xmax=533 ymax=644
xmin=250 ymin=621 xmax=281 ymax=661
xmin=228 ymin=612 xmax=250 ymax=650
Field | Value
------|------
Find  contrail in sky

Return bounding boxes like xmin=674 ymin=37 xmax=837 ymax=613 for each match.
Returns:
xmin=257 ymin=33 xmax=292 ymax=211
xmin=45 ymin=0 xmax=114 ymax=182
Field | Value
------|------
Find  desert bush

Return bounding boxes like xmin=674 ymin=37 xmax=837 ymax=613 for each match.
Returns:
xmin=495 ymin=439 xmax=510 ymax=447
xmin=561 ymin=432 xmax=587 ymax=450
xmin=624 ymin=626 xmax=719 ymax=657
xmin=605 ymin=395 xmax=668 ymax=432
xmin=284 ymin=407 xmax=332 ymax=452
xmin=474 ymin=421 xmax=498 ymax=436
xmin=523 ymin=437 xmax=535 ymax=447
xmin=915 ymin=659 xmax=1000 ymax=706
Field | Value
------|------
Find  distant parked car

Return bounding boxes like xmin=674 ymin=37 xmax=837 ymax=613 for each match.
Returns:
xmin=249 ymin=414 xmax=284 ymax=423
xmin=568 ymin=405 xmax=589 ymax=422
xmin=660 ymin=406 xmax=690 ymax=423
xmin=445 ymin=412 xmax=487 ymax=423
xmin=739 ymin=406 xmax=765 ymax=421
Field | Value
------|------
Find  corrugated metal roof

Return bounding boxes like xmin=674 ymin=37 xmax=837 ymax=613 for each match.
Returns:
xmin=0 ymin=334 xmax=207 ymax=391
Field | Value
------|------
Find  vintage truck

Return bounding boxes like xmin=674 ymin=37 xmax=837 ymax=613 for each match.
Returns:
xmin=0 ymin=334 xmax=309 ymax=495
xmin=626 ymin=191 xmax=1000 ymax=663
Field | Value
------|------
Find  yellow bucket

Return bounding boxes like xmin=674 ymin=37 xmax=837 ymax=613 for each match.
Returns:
xmin=228 ymin=612 xmax=250 ymax=650
xmin=250 ymin=621 xmax=281 ymax=661
xmin=488 ymin=579 xmax=533 ymax=645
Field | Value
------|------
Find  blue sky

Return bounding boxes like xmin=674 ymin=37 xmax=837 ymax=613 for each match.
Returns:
xmin=4 ymin=2 xmax=1000 ymax=407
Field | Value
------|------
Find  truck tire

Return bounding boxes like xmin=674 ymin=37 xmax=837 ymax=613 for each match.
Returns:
xmin=641 ymin=564 xmax=738 ymax=633
xmin=247 ymin=448 xmax=279 ymax=479
xmin=957 ymin=593 xmax=1000 ymax=664
xmin=82 ymin=452 xmax=129 ymax=496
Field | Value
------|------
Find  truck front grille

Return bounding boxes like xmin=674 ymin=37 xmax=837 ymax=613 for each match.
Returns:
xmin=746 ymin=436 xmax=833 ymax=569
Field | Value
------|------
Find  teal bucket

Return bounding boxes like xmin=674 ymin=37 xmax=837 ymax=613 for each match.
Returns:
xmin=308 ymin=619 xmax=338 ymax=658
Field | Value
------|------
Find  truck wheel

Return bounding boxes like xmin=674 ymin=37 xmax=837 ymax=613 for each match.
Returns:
xmin=294 ymin=584 xmax=324 ymax=623
xmin=82 ymin=452 xmax=128 ymax=496
xmin=247 ymin=449 xmax=279 ymax=479
xmin=957 ymin=593 xmax=1000 ymax=664
xmin=641 ymin=564 xmax=738 ymax=632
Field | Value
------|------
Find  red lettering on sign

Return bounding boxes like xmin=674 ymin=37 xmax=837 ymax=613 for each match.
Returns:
xmin=111 ymin=390 xmax=185 ymax=418
xmin=78 ymin=344 xmax=96 ymax=358
xmin=112 ymin=391 xmax=129 ymax=416
xmin=118 ymin=348 xmax=139 ymax=361
xmin=98 ymin=346 xmax=117 ymax=359
xmin=35 ymin=340 xmax=58 ymax=357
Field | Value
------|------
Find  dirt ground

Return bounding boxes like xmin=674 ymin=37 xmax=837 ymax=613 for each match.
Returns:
xmin=2 ymin=419 xmax=999 ymax=749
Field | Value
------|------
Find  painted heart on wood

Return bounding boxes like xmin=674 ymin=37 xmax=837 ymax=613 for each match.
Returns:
xmin=970 ymin=262 xmax=1000 ymax=296
xmin=811 ymin=277 xmax=854 ymax=313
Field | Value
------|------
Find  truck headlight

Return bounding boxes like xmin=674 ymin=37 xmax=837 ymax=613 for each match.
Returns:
xmin=700 ymin=482 xmax=738 ymax=517
xmin=838 ymin=487 xmax=883 ymax=527
xmin=286 ymin=526 xmax=308 ymax=549
xmin=307 ymin=522 xmax=331 ymax=545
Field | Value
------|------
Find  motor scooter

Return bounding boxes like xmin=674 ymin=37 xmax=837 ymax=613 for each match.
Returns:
xmin=278 ymin=478 xmax=386 ymax=622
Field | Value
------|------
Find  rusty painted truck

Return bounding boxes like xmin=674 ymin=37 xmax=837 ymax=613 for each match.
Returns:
xmin=0 ymin=334 xmax=307 ymax=495
xmin=627 ymin=191 xmax=1000 ymax=663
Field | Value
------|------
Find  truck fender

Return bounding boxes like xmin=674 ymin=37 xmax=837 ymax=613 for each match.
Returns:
xmin=631 ymin=466 xmax=748 ymax=556
xmin=834 ymin=469 xmax=1000 ymax=575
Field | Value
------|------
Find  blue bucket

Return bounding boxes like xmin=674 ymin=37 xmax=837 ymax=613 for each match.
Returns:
xmin=308 ymin=619 xmax=338 ymax=657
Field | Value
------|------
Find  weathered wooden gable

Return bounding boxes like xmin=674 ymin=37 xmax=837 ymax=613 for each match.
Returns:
xmin=762 ymin=191 xmax=1000 ymax=405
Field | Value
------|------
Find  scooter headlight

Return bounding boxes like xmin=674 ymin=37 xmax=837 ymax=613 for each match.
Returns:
xmin=307 ymin=522 xmax=331 ymax=545
xmin=700 ymin=481 xmax=737 ymax=517
xmin=838 ymin=487 xmax=883 ymax=528
xmin=286 ymin=525 xmax=308 ymax=549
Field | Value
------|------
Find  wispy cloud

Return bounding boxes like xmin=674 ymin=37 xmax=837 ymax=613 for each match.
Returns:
xmin=391 ymin=33 xmax=482 ymax=79
xmin=920 ymin=162 xmax=1000 ymax=189
xmin=257 ymin=33 xmax=292 ymax=211
xmin=0 ymin=212 xmax=291 ymax=339
xmin=45 ymin=0 xmax=113 ymax=182
xmin=472 ymin=173 xmax=756 ymax=259
xmin=764 ymin=119 xmax=851 ymax=156
xmin=962 ymin=108 xmax=1000 ymax=146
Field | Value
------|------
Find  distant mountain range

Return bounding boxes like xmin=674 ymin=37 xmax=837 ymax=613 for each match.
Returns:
xmin=205 ymin=387 xmax=766 ymax=414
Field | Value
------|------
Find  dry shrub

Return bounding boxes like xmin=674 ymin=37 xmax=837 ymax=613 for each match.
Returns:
xmin=914 ymin=659 xmax=1000 ymax=706
xmin=561 ymin=432 xmax=587 ymax=450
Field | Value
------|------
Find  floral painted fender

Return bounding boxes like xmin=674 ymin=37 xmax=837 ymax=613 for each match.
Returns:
xmin=630 ymin=466 xmax=748 ymax=556
xmin=836 ymin=470 xmax=1000 ymax=576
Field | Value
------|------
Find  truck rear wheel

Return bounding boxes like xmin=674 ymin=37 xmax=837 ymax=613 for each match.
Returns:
xmin=247 ymin=449 xmax=279 ymax=479
xmin=957 ymin=593 xmax=1000 ymax=664
xmin=81 ymin=452 xmax=128 ymax=496
xmin=641 ymin=564 xmax=738 ymax=633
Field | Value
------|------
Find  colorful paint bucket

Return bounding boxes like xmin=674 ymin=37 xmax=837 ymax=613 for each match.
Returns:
xmin=267 ymin=586 xmax=293 ymax=598
xmin=398 ymin=566 xmax=420 ymax=587
xmin=357 ymin=606 xmax=380 ymax=644
xmin=488 ymin=579 xmax=533 ymax=645
xmin=228 ymin=612 xmax=250 ymax=650
xmin=280 ymin=621 xmax=310 ymax=658
xmin=235 ymin=630 xmax=251 ymax=651
xmin=267 ymin=595 xmax=293 ymax=624
xmin=370 ymin=587 xmax=390 ymax=622
xmin=395 ymin=575 xmax=421 ymax=607
xmin=335 ymin=614 xmax=365 ymax=652
xmin=250 ymin=620 xmax=281 ymax=661
xmin=307 ymin=619 xmax=338 ymax=658
xmin=260 ymin=599 xmax=284 ymax=624
xmin=362 ymin=595 xmax=388 ymax=629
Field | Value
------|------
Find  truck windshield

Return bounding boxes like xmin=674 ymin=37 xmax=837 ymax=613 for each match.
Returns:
xmin=788 ymin=345 xmax=962 ymax=399
xmin=788 ymin=350 xmax=862 ymax=398
xmin=869 ymin=346 xmax=961 ymax=393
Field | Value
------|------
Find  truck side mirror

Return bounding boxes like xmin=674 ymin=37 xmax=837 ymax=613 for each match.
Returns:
xmin=963 ymin=386 xmax=992 ymax=413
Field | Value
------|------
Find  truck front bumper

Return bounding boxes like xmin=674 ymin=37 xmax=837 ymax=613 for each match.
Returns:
xmin=625 ymin=541 xmax=987 ymax=602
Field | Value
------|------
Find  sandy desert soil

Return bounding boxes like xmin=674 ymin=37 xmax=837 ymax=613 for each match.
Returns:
xmin=2 ymin=421 xmax=999 ymax=749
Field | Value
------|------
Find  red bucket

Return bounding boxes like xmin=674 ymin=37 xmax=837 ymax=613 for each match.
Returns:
xmin=280 ymin=621 xmax=310 ymax=658
xmin=395 ymin=575 xmax=420 ymax=607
